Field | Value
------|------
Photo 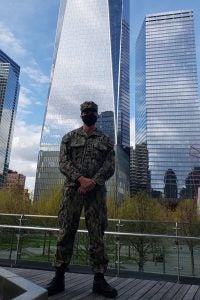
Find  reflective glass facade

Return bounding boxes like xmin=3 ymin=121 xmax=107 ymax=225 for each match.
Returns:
xmin=0 ymin=50 xmax=20 ymax=187
xmin=135 ymin=11 xmax=200 ymax=198
xmin=34 ymin=0 xmax=130 ymax=200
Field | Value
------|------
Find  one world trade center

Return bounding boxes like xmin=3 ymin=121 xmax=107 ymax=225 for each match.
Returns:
xmin=34 ymin=0 xmax=130 ymax=201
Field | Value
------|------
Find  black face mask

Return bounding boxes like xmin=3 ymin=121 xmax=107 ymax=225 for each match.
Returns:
xmin=81 ymin=114 xmax=97 ymax=126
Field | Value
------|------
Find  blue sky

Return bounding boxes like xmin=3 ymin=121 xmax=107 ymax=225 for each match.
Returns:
xmin=0 ymin=0 xmax=199 ymax=192
xmin=0 ymin=0 xmax=60 ymax=192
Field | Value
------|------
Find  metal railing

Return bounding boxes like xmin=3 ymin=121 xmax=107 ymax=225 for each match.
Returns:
xmin=1 ymin=213 xmax=200 ymax=283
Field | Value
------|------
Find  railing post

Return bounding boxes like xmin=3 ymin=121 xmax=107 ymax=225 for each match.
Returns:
xmin=174 ymin=221 xmax=181 ymax=283
xmin=43 ymin=232 xmax=47 ymax=256
xmin=162 ymin=245 xmax=165 ymax=274
xmin=47 ymin=232 xmax=51 ymax=261
xmin=9 ymin=229 xmax=15 ymax=264
xmin=115 ymin=219 xmax=123 ymax=277
xmin=15 ymin=214 xmax=25 ymax=264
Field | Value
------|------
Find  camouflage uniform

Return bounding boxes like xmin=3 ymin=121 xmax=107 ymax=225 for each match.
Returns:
xmin=55 ymin=125 xmax=115 ymax=274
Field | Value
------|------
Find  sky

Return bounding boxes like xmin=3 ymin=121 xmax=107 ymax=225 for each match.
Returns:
xmin=0 ymin=0 xmax=200 ymax=193
xmin=0 ymin=0 xmax=60 ymax=193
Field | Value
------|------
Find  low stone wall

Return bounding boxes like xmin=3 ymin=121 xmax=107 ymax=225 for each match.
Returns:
xmin=0 ymin=267 xmax=47 ymax=299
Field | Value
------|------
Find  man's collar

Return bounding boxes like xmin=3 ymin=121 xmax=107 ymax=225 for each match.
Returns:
xmin=77 ymin=126 xmax=102 ymax=136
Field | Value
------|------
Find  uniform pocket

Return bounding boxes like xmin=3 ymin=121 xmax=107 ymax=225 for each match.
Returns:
xmin=92 ymin=142 xmax=107 ymax=161
xmin=70 ymin=140 xmax=85 ymax=160
xmin=94 ymin=142 xmax=107 ymax=151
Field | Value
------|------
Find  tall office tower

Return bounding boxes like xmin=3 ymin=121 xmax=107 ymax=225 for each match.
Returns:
xmin=135 ymin=10 xmax=200 ymax=198
xmin=130 ymin=144 xmax=150 ymax=197
xmin=130 ymin=146 xmax=136 ymax=197
xmin=34 ymin=0 xmax=130 ymax=201
xmin=0 ymin=50 xmax=20 ymax=187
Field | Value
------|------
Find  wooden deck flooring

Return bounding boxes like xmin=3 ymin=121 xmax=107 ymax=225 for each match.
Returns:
xmin=5 ymin=268 xmax=200 ymax=299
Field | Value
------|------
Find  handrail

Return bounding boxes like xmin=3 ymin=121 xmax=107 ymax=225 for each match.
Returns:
xmin=0 ymin=213 xmax=196 ymax=224
xmin=0 ymin=224 xmax=200 ymax=241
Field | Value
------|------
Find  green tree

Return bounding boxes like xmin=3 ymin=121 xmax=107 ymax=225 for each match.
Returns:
xmin=117 ymin=192 xmax=167 ymax=271
xmin=30 ymin=185 xmax=62 ymax=227
xmin=174 ymin=199 xmax=200 ymax=276
xmin=0 ymin=186 xmax=31 ymax=214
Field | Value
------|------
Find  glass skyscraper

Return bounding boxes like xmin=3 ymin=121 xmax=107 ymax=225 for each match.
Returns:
xmin=0 ymin=50 xmax=20 ymax=187
xmin=135 ymin=10 xmax=200 ymax=198
xmin=34 ymin=0 xmax=130 ymax=200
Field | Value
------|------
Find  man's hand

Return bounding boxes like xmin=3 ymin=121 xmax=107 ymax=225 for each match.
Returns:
xmin=77 ymin=176 xmax=96 ymax=194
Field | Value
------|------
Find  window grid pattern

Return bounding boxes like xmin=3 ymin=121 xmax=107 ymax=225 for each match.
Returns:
xmin=34 ymin=0 xmax=130 ymax=200
xmin=0 ymin=51 xmax=20 ymax=187
xmin=135 ymin=10 xmax=200 ymax=197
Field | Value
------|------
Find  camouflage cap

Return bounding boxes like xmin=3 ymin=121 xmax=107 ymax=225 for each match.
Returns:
xmin=80 ymin=101 xmax=98 ymax=112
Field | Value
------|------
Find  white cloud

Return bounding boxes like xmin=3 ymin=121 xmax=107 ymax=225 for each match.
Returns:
xmin=0 ymin=21 xmax=50 ymax=86
xmin=9 ymin=120 xmax=42 ymax=193
xmin=16 ymin=87 xmax=33 ymax=116
xmin=35 ymin=101 xmax=43 ymax=106
xmin=0 ymin=21 xmax=27 ymax=57
xmin=25 ymin=176 xmax=36 ymax=197
xmin=22 ymin=66 xmax=49 ymax=84
xmin=18 ymin=87 xmax=32 ymax=106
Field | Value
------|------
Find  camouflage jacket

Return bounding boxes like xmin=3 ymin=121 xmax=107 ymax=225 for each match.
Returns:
xmin=59 ymin=127 xmax=115 ymax=187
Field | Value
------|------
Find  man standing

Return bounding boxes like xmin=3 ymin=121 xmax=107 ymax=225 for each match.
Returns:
xmin=47 ymin=101 xmax=117 ymax=298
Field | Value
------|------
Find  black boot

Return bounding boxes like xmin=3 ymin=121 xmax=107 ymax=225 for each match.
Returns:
xmin=93 ymin=273 xmax=118 ymax=298
xmin=46 ymin=267 xmax=65 ymax=296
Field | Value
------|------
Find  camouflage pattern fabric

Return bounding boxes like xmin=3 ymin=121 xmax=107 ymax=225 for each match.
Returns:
xmin=54 ymin=126 xmax=115 ymax=273
xmin=80 ymin=101 xmax=98 ymax=112
xmin=55 ymin=185 xmax=109 ymax=273
xmin=59 ymin=127 xmax=115 ymax=186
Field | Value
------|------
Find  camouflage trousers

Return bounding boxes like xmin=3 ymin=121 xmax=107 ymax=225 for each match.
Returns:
xmin=54 ymin=185 xmax=109 ymax=274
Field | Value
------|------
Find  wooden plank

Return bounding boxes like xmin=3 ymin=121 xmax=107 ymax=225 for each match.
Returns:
xmin=10 ymin=268 xmax=86 ymax=288
xmin=67 ymin=288 xmax=93 ymax=300
xmin=111 ymin=278 xmax=137 ymax=296
xmin=55 ymin=276 xmax=94 ymax=300
xmin=150 ymin=281 xmax=175 ymax=300
xmin=173 ymin=284 xmax=191 ymax=300
xmin=161 ymin=283 xmax=183 ymax=299
xmin=7 ymin=267 xmax=53 ymax=281
xmin=140 ymin=281 xmax=167 ymax=300
xmin=79 ymin=277 xmax=123 ymax=300
xmin=6 ymin=267 xmax=54 ymax=286
xmin=89 ymin=278 xmax=134 ymax=300
xmin=119 ymin=279 xmax=152 ymax=300
xmin=125 ymin=280 xmax=158 ymax=300
xmin=116 ymin=279 xmax=145 ymax=299
xmin=183 ymin=285 xmax=199 ymax=300
xmin=50 ymin=273 xmax=93 ymax=299
xmin=36 ymin=271 xmax=88 ymax=286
